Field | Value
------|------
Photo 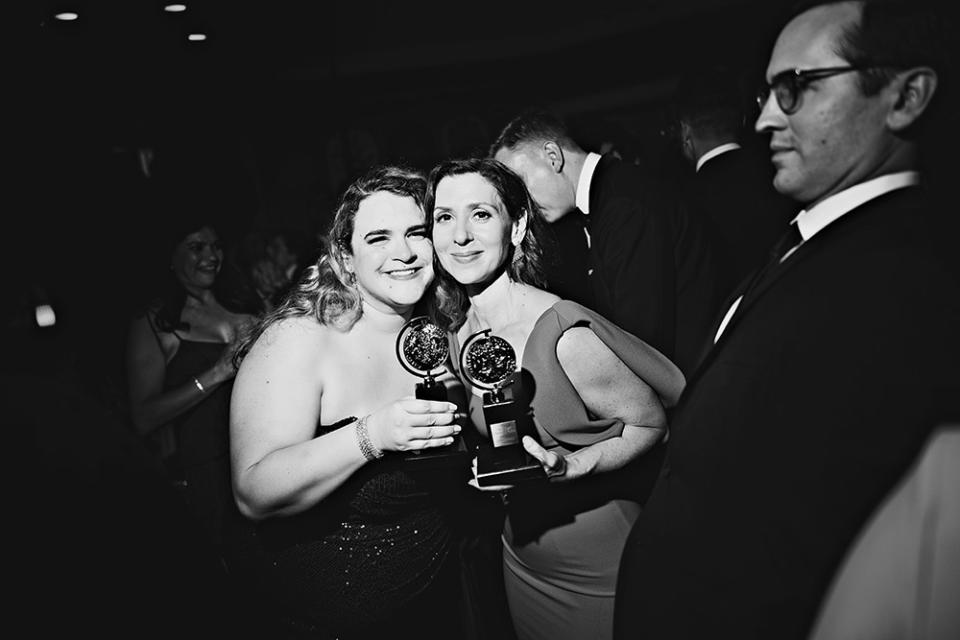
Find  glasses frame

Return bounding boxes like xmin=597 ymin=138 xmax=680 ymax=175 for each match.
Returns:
xmin=756 ymin=65 xmax=867 ymax=115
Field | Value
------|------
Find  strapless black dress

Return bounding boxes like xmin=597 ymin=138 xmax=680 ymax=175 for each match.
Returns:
xmin=232 ymin=418 xmax=465 ymax=640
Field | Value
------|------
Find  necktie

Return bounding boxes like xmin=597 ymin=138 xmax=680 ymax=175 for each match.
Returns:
xmin=770 ymin=221 xmax=803 ymax=264
xmin=715 ymin=221 xmax=803 ymax=343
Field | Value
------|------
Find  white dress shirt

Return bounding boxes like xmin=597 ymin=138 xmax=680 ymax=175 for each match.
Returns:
xmin=695 ymin=143 xmax=741 ymax=173
xmin=713 ymin=171 xmax=920 ymax=343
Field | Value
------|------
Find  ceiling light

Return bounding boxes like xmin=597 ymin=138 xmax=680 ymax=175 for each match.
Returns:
xmin=54 ymin=12 xmax=79 ymax=21
xmin=187 ymin=33 xmax=207 ymax=42
xmin=163 ymin=4 xmax=187 ymax=12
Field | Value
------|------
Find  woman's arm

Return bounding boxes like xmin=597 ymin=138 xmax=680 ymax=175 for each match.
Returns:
xmin=523 ymin=326 xmax=667 ymax=482
xmin=230 ymin=318 xmax=460 ymax=521
xmin=125 ymin=313 xmax=236 ymax=436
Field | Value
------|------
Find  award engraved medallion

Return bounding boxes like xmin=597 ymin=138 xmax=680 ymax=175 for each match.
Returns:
xmin=396 ymin=316 xmax=469 ymax=467
xmin=460 ymin=328 xmax=546 ymax=487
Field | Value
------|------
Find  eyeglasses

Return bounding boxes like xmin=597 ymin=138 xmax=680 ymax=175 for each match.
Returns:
xmin=756 ymin=66 xmax=866 ymax=115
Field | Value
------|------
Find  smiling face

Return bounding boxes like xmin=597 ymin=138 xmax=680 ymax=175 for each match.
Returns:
xmin=755 ymin=2 xmax=896 ymax=206
xmin=171 ymin=226 xmax=223 ymax=291
xmin=343 ymin=191 xmax=434 ymax=314
xmin=431 ymin=172 xmax=525 ymax=288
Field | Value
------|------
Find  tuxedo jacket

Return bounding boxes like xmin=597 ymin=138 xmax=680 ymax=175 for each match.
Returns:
xmin=587 ymin=154 xmax=721 ymax=375
xmin=687 ymin=146 xmax=796 ymax=300
xmin=614 ymin=186 xmax=960 ymax=640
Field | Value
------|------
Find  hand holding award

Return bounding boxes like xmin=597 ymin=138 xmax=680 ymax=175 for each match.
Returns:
xmin=396 ymin=316 xmax=469 ymax=468
xmin=460 ymin=328 xmax=546 ymax=487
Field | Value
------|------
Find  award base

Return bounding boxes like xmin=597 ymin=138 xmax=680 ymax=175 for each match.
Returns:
xmin=400 ymin=379 xmax=470 ymax=469
xmin=475 ymin=387 xmax=546 ymax=487
xmin=476 ymin=443 xmax=546 ymax=487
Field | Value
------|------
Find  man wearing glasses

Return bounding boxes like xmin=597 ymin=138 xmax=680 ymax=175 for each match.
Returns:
xmin=615 ymin=2 xmax=958 ymax=639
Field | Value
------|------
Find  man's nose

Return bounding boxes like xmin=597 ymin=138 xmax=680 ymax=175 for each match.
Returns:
xmin=755 ymin=92 xmax=787 ymax=134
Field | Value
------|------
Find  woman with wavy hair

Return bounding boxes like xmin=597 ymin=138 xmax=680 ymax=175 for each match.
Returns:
xmin=229 ymin=165 xmax=465 ymax=639
xmin=427 ymin=157 xmax=685 ymax=640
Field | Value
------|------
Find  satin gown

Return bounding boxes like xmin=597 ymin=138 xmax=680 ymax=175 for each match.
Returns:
xmin=451 ymin=301 xmax=684 ymax=640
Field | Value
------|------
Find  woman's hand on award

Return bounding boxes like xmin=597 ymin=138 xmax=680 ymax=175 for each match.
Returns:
xmin=367 ymin=398 xmax=461 ymax=453
xmin=522 ymin=436 xmax=569 ymax=482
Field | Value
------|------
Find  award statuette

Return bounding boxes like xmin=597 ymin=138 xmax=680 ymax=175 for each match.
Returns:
xmin=396 ymin=316 xmax=469 ymax=467
xmin=460 ymin=328 xmax=546 ymax=487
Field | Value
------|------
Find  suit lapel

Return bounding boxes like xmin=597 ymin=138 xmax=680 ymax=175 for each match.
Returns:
xmin=683 ymin=187 xmax=920 ymax=392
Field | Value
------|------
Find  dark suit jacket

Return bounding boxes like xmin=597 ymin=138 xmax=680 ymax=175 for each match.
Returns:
xmin=586 ymin=153 xmax=721 ymax=375
xmin=687 ymin=145 xmax=796 ymax=300
xmin=614 ymin=186 xmax=960 ymax=640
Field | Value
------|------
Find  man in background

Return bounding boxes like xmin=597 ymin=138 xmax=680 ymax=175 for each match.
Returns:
xmin=491 ymin=109 xmax=720 ymax=375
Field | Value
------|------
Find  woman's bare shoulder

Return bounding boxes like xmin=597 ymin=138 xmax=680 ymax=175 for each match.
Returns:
xmin=248 ymin=316 xmax=330 ymax=361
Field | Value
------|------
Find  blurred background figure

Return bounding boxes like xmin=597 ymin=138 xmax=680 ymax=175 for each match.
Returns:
xmin=672 ymin=66 xmax=796 ymax=303
xmin=125 ymin=187 xmax=260 ymax=559
xmin=233 ymin=228 xmax=303 ymax=314
xmin=5 ymin=277 xmax=240 ymax=637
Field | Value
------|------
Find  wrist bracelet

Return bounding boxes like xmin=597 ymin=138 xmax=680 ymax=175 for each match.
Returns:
xmin=354 ymin=415 xmax=383 ymax=461
xmin=193 ymin=377 xmax=206 ymax=393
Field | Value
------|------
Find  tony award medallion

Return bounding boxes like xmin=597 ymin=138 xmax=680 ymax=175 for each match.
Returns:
xmin=396 ymin=316 xmax=469 ymax=467
xmin=460 ymin=328 xmax=546 ymax=487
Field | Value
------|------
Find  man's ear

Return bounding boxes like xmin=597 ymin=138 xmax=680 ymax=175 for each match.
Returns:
xmin=543 ymin=141 xmax=565 ymax=173
xmin=512 ymin=210 xmax=529 ymax=247
xmin=887 ymin=67 xmax=938 ymax=132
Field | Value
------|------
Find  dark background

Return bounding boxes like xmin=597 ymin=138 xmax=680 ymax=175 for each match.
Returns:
xmin=24 ymin=0 xmax=851 ymax=397
xmin=34 ymin=0 xmax=792 ymax=242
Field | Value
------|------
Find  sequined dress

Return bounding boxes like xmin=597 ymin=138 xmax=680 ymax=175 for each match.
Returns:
xmin=234 ymin=418 xmax=464 ymax=640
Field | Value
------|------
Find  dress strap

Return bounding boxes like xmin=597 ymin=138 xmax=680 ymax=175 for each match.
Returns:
xmin=145 ymin=311 xmax=177 ymax=353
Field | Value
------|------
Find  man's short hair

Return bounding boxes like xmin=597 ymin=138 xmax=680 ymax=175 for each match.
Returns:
xmin=488 ymin=107 xmax=580 ymax=156
xmin=787 ymin=0 xmax=951 ymax=96
xmin=673 ymin=67 xmax=745 ymax=138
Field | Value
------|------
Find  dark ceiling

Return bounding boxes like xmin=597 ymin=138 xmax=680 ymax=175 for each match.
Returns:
xmin=38 ymin=0 xmax=792 ymax=134
xmin=31 ymin=0 xmax=798 ymax=304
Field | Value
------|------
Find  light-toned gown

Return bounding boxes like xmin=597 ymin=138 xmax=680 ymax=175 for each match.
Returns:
xmin=451 ymin=300 xmax=685 ymax=640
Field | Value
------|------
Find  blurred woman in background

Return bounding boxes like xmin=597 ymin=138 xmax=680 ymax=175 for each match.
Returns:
xmin=126 ymin=199 xmax=258 ymax=556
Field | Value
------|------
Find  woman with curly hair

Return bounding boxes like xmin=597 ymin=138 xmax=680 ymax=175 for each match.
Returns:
xmin=229 ymin=165 xmax=465 ymax=639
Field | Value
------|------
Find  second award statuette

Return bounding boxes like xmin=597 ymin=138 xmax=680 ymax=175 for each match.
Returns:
xmin=396 ymin=316 xmax=469 ymax=467
xmin=460 ymin=328 xmax=546 ymax=487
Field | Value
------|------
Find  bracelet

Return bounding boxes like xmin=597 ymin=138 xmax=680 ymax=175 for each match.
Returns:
xmin=193 ymin=377 xmax=205 ymax=393
xmin=354 ymin=415 xmax=383 ymax=461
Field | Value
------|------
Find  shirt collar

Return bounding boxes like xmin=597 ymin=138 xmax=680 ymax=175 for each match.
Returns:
xmin=793 ymin=171 xmax=920 ymax=241
xmin=575 ymin=152 xmax=603 ymax=214
xmin=695 ymin=143 xmax=741 ymax=173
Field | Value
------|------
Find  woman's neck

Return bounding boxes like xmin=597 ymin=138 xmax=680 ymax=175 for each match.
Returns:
xmin=355 ymin=299 xmax=413 ymax=334
xmin=466 ymin=271 xmax=524 ymax=332
xmin=182 ymin=286 xmax=218 ymax=309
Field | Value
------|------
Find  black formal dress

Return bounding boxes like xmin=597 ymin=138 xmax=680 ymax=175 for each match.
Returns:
xmin=163 ymin=336 xmax=238 ymax=551
xmin=231 ymin=418 xmax=465 ymax=640
xmin=614 ymin=186 xmax=960 ymax=640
